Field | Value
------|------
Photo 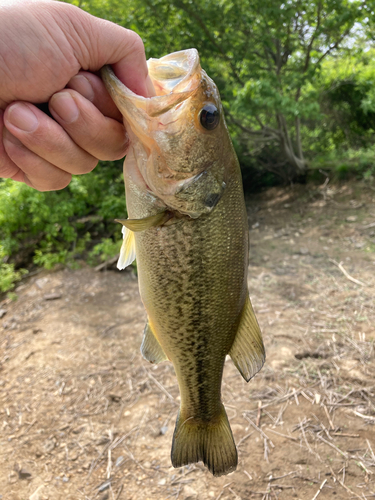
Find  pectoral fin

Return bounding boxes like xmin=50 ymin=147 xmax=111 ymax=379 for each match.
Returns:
xmin=229 ymin=296 xmax=265 ymax=382
xmin=117 ymin=225 xmax=136 ymax=270
xmin=141 ymin=320 xmax=168 ymax=364
xmin=115 ymin=211 xmax=172 ymax=232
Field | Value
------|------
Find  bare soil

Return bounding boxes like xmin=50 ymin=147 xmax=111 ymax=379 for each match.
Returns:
xmin=1 ymin=181 xmax=375 ymax=500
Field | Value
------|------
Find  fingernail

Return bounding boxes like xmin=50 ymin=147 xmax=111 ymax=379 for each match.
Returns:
xmin=50 ymin=92 xmax=79 ymax=124
xmin=7 ymin=103 xmax=38 ymax=132
xmin=68 ymin=75 xmax=95 ymax=101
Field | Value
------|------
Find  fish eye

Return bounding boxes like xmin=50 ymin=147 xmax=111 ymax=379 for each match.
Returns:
xmin=200 ymin=104 xmax=220 ymax=131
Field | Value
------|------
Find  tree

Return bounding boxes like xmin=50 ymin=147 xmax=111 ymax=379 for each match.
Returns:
xmin=72 ymin=0 xmax=371 ymax=180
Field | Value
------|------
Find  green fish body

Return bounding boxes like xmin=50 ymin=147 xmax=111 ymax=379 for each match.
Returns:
xmin=102 ymin=49 xmax=265 ymax=476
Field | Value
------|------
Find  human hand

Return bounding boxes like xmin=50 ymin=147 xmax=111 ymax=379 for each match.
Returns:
xmin=0 ymin=0 xmax=154 ymax=191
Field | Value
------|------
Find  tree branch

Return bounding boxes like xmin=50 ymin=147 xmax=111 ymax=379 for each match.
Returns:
xmin=172 ymin=0 xmax=244 ymax=85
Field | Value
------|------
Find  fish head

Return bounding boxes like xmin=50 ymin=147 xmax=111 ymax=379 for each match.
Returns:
xmin=102 ymin=49 xmax=231 ymax=218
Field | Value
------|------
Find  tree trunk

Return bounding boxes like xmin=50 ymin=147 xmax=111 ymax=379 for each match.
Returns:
xmin=277 ymin=113 xmax=307 ymax=176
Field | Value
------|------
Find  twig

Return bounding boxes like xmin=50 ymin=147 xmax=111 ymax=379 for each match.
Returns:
xmin=293 ymin=388 xmax=299 ymax=406
xmin=367 ymin=439 xmax=375 ymax=463
xmin=311 ymin=479 xmax=327 ymax=500
xmin=332 ymin=432 xmax=360 ymax=438
xmin=329 ymin=259 xmax=367 ymax=287
xmin=256 ymin=400 xmax=262 ymax=427
xmin=243 ymin=415 xmax=275 ymax=448
xmin=237 ymin=431 xmax=255 ymax=447
xmin=315 ymin=433 xmax=348 ymax=459
xmin=299 ymin=419 xmax=322 ymax=462
xmin=243 ymin=470 xmax=253 ymax=481
xmin=354 ymin=410 xmax=375 ymax=421
xmin=115 ymin=485 xmax=123 ymax=500
xmin=95 ymin=254 xmax=120 ymax=271
xmin=215 ymin=482 xmax=233 ymax=500
xmin=323 ymin=404 xmax=335 ymax=430
xmin=329 ymin=467 xmax=362 ymax=499
xmin=266 ymin=428 xmax=298 ymax=442
xmin=145 ymin=369 xmax=176 ymax=403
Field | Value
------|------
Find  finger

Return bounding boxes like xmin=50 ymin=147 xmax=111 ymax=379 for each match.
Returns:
xmin=0 ymin=109 xmax=22 ymax=180
xmin=3 ymin=101 xmax=98 ymax=174
xmin=3 ymin=129 xmax=72 ymax=191
xmin=49 ymin=89 xmax=129 ymax=161
xmin=66 ymin=71 xmax=122 ymax=121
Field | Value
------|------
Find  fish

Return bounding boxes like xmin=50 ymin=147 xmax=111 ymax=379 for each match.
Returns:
xmin=101 ymin=49 xmax=265 ymax=477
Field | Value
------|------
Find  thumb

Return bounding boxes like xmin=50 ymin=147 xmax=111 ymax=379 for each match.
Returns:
xmin=58 ymin=3 xmax=155 ymax=97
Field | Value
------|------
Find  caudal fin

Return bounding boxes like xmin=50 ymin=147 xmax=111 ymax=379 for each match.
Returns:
xmin=171 ymin=403 xmax=237 ymax=477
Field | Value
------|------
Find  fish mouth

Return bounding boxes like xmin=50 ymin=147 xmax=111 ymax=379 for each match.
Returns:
xmin=147 ymin=49 xmax=201 ymax=100
xmin=101 ymin=49 xmax=201 ymax=122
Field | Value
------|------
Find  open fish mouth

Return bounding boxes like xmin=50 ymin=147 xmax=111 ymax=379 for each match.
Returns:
xmin=147 ymin=49 xmax=201 ymax=100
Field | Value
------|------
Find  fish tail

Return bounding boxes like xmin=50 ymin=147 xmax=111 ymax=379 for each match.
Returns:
xmin=171 ymin=403 xmax=237 ymax=477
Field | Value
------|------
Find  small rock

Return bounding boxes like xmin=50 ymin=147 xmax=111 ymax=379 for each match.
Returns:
xmin=43 ymin=439 xmax=55 ymax=453
xmin=0 ymin=309 xmax=7 ymax=318
xmin=158 ymin=478 xmax=166 ymax=486
xmin=43 ymin=292 xmax=62 ymax=301
xmin=346 ymin=216 xmax=357 ymax=222
xmin=160 ymin=426 xmax=168 ymax=435
xmin=251 ymin=222 xmax=259 ymax=229
xmin=299 ymin=247 xmax=309 ymax=255
xmin=18 ymin=468 xmax=32 ymax=480
xmin=182 ymin=485 xmax=198 ymax=499
xmin=35 ymin=278 xmax=49 ymax=289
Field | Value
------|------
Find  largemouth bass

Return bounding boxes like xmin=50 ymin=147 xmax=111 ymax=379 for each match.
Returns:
xmin=101 ymin=49 xmax=265 ymax=477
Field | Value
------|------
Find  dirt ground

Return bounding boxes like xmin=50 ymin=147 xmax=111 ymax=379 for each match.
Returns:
xmin=1 ymin=180 xmax=375 ymax=500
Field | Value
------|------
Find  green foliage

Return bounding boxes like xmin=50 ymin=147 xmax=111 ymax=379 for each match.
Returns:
xmin=0 ymin=245 xmax=28 ymax=293
xmin=88 ymin=237 xmax=120 ymax=264
xmin=0 ymin=160 xmax=126 ymax=292
xmin=310 ymin=146 xmax=375 ymax=180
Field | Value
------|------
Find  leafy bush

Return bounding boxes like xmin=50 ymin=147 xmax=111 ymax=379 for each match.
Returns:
xmin=310 ymin=146 xmax=375 ymax=181
xmin=0 ymin=160 xmax=127 ymax=292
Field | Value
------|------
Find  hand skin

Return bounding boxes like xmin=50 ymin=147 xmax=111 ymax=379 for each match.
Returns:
xmin=0 ymin=0 xmax=155 ymax=191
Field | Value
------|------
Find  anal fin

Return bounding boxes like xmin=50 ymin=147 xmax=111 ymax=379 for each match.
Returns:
xmin=229 ymin=295 xmax=265 ymax=382
xmin=141 ymin=320 xmax=168 ymax=364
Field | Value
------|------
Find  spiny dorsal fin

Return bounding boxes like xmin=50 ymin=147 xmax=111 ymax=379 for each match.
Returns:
xmin=141 ymin=319 xmax=168 ymax=364
xmin=229 ymin=296 xmax=265 ymax=382
xmin=117 ymin=225 xmax=136 ymax=270
xmin=115 ymin=211 xmax=171 ymax=232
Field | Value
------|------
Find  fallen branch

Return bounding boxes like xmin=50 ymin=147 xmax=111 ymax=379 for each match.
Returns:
xmin=95 ymin=254 xmax=120 ymax=272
